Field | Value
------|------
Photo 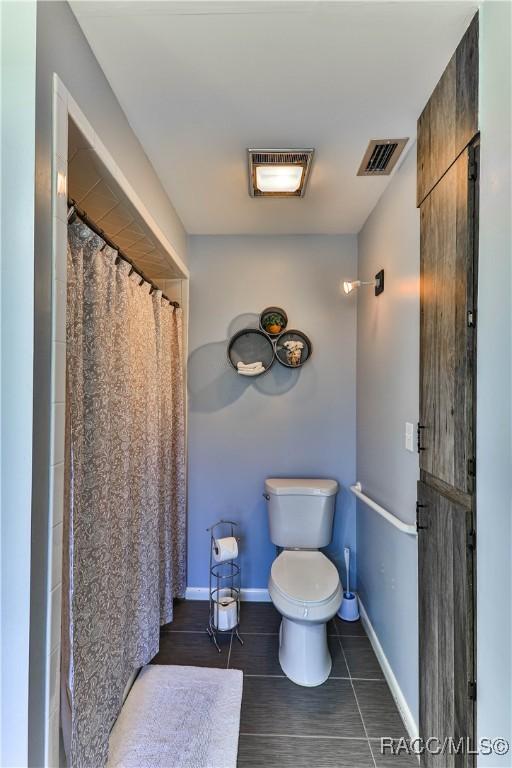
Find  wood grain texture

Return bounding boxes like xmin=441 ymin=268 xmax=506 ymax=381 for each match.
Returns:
xmin=419 ymin=470 xmax=472 ymax=511
xmin=237 ymin=734 xmax=374 ymax=768
xmin=419 ymin=151 xmax=474 ymax=493
xmin=229 ymin=632 xmax=350 ymax=678
xmin=160 ymin=599 xmax=208 ymax=631
xmin=417 ymin=18 xmax=479 ymax=763
xmin=418 ymin=481 xmax=474 ymax=768
xmin=352 ymin=681 xmax=409 ymax=739
xmin=240 ymin=677 xmax=366 ymax=738
xmin=238 ymin=601 xmax=282 ymax=633
xmin=150 ymin=629 xmax=230 ymax=667
xmin=376 ymin=749 xmax=423 ymax=768
xmin=340 ymin=636 xmax=384 ymax=680
xmin=417 ymin=14 xmax=478 ymax=206
xmin=334 ymin=616 xmax=367 ymax=637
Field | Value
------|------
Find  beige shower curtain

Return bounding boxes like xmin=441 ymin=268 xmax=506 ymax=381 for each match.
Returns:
xmin=62 ymin=219 xmax=186 ymax=767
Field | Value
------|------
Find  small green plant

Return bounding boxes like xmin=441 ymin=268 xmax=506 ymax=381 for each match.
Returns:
xmin=263 ymin=312 xmax=285 ymax=332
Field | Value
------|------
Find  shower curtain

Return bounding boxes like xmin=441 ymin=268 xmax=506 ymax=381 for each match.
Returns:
xmin=62 ymin=219 xmax=186 ymax=767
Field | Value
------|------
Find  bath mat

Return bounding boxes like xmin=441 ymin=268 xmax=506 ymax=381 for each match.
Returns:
xmin=107 ymin=665 xmax=243 ymax=768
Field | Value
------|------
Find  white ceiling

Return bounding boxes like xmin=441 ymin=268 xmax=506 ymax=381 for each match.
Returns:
xmin=71 ymin=1 xmax=477 ymax=235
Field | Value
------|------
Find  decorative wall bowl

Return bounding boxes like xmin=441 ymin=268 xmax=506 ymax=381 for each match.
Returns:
xmin=227 ymin=328 xmax=275 ymax=376
xmin=259 ymin=307 xmax=288 ymax=337
xmin=275 ymin=330 xmax=312 ymax=368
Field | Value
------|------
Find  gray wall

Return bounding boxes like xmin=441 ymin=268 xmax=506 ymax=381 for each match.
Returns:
xmin=1 ymin=2 xmax=37 ymax=764
xmin=477 ymin=3 xmax=512 ymax=762
xmin=31 ymin=2 xmax=187 ymax=762
xmin=356 ymin=146 xmax=420 ymax=728
xmin=187 ymin=235 xmax=357 ymax=589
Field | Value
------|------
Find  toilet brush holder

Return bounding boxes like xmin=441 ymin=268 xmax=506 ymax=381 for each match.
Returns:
xmin=338 ymin=546 xmax=359 ymax=621
xmin=338 ymin=592 xmax=360 ymax=622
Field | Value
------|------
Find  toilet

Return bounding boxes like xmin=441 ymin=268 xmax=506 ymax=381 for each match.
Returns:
xmin=264 ymin=478 xmax=342 ymax=687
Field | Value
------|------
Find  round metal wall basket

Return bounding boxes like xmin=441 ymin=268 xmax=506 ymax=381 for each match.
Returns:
xmin=275 ymin=329 xmax=312 ymax=368
xmin=227 ymin=328 xmax=275 ymax=376
xmin=259 ymin=306 xmax=288 ymax=337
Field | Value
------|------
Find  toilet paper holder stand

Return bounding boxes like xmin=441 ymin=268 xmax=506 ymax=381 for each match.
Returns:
xmin=206 ymin=519 xmax=244 ymax=652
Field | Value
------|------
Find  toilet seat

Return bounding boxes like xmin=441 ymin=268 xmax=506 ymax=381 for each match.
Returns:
xmin=269 ymin=550 xmax=342 ymax=623
xmin=271 ymin=550 xmax=340 ymax=603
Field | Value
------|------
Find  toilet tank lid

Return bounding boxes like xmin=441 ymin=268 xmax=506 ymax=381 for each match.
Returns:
xmin=265 ymin=478 xmax=339 ymax=497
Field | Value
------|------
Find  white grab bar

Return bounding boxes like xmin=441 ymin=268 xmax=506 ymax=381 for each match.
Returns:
xmin=350 ymin=482 xmax=417 ymax=536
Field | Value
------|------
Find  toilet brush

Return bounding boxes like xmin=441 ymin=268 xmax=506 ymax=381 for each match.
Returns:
xmin=338 ymin=547 xmax=360 ymax=622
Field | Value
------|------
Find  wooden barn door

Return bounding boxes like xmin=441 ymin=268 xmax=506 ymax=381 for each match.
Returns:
xmin=419 ymin=150 xmax=475 ymax=495
xmin=416 ymin=14 xmax=478 ymax=767
xmin=417 ymin=481 xmax=475 ymax=767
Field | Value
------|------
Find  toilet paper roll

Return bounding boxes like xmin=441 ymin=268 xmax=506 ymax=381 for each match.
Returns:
xmin=212 ymin=536 xmax=238 ymax=563
xmin=213 ymin=591 xmax=238 ymax=631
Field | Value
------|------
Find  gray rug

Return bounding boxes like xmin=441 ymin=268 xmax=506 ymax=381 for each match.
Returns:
xmin=107 ymin=665 xmax=243 ymax=768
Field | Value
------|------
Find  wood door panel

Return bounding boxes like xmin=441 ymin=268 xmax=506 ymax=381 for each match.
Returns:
xmin=417 ymin=15 xmax=478 ymax=768
xmin=417 ymin=14 xmax=478 ymax=205
xmin=418 ymin=481 xmax=474 ymax=767
xmin=419 ymin=151 xmax=473 ymax=493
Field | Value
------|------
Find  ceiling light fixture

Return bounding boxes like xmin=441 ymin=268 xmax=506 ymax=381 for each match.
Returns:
xmin=247 ymin=149 xmax=314 ymax=198
xmin=255 ymin=165 xmax=303 ymax=194
xmin=342 ymin=270 xmax=385 ymax=296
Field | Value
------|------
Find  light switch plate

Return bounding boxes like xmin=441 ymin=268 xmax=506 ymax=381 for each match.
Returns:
xmin=405 ymin=422 xmax=414 ymax=452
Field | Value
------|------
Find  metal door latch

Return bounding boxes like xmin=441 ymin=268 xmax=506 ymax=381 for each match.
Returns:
xmin=417 ymin=423 xmax=426 ymax=453
xmin=416 ymin=502 xmax=428 ymax=531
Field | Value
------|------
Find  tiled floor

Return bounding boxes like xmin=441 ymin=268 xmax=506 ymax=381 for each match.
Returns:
xmin=153 ymin=601 xmax=417 ymax=768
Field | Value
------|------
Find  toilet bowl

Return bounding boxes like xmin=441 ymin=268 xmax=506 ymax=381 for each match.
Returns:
xmin=264 ymin=476 xmax=341 ymax=687
xmin=269 ymin=549 xmax=342 ymax=686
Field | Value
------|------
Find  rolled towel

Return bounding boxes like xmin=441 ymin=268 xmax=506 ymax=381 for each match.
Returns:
xmin=238 ymin=366 xmax=265 ymax=376
xmin=237 ymin=361 xmax=263 ymax=370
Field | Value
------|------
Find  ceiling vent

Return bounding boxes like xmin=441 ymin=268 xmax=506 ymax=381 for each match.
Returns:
xmin=357 ymin=138 xmax=409 ymax=177
xmin=247 ymin=148 xmax=314 ymax=197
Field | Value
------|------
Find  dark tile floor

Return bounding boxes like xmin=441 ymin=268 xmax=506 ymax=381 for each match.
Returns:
xmin=153 ymin=601 xmax=417 ymax=768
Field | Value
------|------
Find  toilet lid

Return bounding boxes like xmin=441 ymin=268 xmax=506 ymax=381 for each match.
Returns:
xmin=270 ymin=551 xmax=340 ymax=604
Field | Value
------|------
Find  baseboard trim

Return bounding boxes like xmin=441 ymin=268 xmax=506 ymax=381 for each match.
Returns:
xmin=185 ymin=587 xmax=271 ymax=602
xmin=358 ymin=596 xmax=419 ymax=742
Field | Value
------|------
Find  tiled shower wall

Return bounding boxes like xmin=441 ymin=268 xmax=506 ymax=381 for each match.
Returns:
xmin=45 ymin=77 xmax=69 ymax=766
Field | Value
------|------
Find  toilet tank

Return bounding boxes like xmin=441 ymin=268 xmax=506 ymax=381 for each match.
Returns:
xmin=265 ymin=478 xmax=339 ymax=548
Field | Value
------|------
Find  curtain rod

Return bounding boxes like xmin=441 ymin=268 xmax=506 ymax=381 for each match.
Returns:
xmin=67 ymin=199 xmax=180 ymax=308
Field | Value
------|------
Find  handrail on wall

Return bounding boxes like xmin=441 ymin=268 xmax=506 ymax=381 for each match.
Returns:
xmin=350 ymin=482 xmax=417 ymax=536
